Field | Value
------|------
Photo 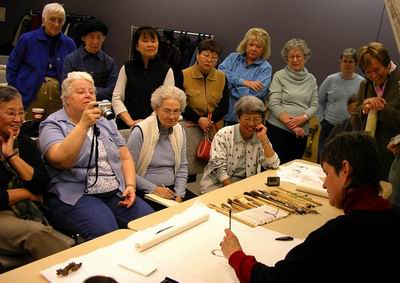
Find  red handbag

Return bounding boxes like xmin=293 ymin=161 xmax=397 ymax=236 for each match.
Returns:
xmin=196 ymin=133 xmax=212 ymax=161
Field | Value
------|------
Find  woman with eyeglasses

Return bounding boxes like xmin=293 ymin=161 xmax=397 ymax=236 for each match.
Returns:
xmin=219 ymin=28 xmax=272 ymax=126
xmin=112 ymin=26 xmax=174 ymax=129
xmin=0 ymin=86 xmax=70 ymax=263
xmin=200 ymin=95 xmax=279 ymax=194
xmin=317 ymin=48 xmax=364 ymax=160
xmin=127 ymin=86 xmax=197 ymax=210
xmin=355 ymin=42 xmax=400 ymax=180
xmin=39 ymin=72 xmax=153 ymax=240
xmin=266 ymin=38 xmax=318 ymax=164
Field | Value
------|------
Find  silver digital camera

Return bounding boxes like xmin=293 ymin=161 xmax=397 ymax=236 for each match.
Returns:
xmin=97 ymin=100 xmax=115 ymax=120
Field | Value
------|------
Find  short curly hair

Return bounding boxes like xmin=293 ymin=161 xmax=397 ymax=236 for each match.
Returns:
xmin=281 ymin=38 xmax=311 ymax=61
xmin=151 ymin=85 xmax=187 ymax=112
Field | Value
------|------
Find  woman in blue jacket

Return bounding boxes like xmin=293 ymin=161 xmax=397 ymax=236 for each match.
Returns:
xmin=6 ymin=3 xmax=76 ymax=119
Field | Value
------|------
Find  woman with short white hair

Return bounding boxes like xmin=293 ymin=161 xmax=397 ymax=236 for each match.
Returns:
xmin=127 ymin=85 xmax=197 ymax=210
xmin=39 ymin=71 xmax=153 ymax=240
xmin=6 ymin=2 xmax=76 ymax=120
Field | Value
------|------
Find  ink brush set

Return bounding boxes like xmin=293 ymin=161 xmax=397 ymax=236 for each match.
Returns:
xmin=208 ymin=187 xmax=321 ymax=227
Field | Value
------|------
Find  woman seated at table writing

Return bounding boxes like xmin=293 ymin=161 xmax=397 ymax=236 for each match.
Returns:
xmin=127 ymin=86 xmax=196 ymax=210
xmin=200 ymin=95 xmax=279 ymax=194
xmin=39 ymin=71 xmax=153 ymax=240
xmin=220 ymin=131 xmax=400 ymax=282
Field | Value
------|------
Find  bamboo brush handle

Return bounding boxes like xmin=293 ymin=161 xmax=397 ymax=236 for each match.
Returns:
xmin=207 ymin=204 xmax=256 ymax=228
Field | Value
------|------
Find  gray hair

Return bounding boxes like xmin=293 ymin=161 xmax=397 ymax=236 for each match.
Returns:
xmin=151 ymin=86 xmax=187 ymax=112
xmin=0 ymin=86 xmax=22 ymax=103
xmin=42 ymin=3 xmax=66 ymax=25
xmin=281 ymin=38 xmax=311 ymax=61
xmin=61 ymin=71 xmax=94 ymax=106
xmin=236 ymin=27 xmax=271 ymax=60
xmin=235 ymin=95 xmax=266 ymax=119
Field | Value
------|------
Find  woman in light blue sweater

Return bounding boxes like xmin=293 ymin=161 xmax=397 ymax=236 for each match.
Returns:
xmin=266 ymin=38 xmax=318 ymax=164
xmin=317 ymin=48 xmax=364 ymax=160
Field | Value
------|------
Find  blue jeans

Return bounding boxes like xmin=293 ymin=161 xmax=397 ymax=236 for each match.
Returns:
xmin=45 ymin=193 xmax=154 ymax=240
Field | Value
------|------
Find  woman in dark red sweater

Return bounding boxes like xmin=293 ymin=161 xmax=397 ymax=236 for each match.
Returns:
xmin=220 ymin=131 xmax=400 ymax=282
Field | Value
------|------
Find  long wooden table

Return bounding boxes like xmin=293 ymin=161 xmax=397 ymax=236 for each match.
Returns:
xmin=0 ymin=160 xmax=344 ymax=282
xmin=128 ymin=160 xmax=342 ymax=239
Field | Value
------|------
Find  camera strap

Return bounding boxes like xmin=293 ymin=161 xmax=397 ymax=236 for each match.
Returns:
xmin=84 ymin=124 xmax=100 ymax=192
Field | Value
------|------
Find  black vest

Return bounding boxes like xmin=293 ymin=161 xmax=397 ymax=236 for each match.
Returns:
xmin=124 ymin=58 xmax=170 ymax=119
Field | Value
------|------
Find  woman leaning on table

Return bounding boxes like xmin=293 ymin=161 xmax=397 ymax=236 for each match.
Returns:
xmin=266 ymin=38 xmax=318 ymax=164
xmin=220 ymin=131 xmax=400 ymax=282
xmin=39 ymin=71 xmax=153 ymax=240
xmin=127 ymin=86 xmax=197 ymax=210
xmin=200 ymin=95 xmax=280 ymax=194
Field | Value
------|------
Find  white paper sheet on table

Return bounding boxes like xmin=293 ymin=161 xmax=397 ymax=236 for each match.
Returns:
xmin=41 ymin=202 xmax=302 ymax=283
xmin=277 ymin=161 xmax=328 ymax=198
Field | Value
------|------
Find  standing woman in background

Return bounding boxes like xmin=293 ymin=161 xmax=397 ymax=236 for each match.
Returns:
xmin=112 ymin=26 xmax=174 ymax=129
xmin=6 ymin=3 xmax=76 ymax=119
xmin=266 ymin=38 xmax=318 ymax=164
xmin=219 ymin=27 xmax=272 ymax=126
xmin=317 ymin=48 xmax=364 ymax=160
xmin=355 ymin=42 xmax=400 ymax=180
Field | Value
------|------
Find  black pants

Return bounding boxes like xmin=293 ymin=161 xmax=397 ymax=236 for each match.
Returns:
xmin=317 ymin=119 xmax=335 ymax=162
xmin=266 ymin=122 xmax=308 ymax=164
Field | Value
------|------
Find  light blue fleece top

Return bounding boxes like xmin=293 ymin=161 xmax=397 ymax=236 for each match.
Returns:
xmin=218 ymin=52 xmax=272 ymax=122
xmin=317 ymin=72 xmax=364 ymax=125
xmin=267 ymin=66 xmax=318 ymax=135
xmin=127 ymin=122 xmax=188 ymax=198
xmin=39 ymin=108 xmax=126 ymax=205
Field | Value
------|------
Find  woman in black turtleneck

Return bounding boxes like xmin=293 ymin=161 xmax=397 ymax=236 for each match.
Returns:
xmin=112 ymin=26 xmax=174 ymax=129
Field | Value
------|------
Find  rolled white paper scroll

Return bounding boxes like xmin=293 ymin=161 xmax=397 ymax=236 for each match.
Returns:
xmin=134 ymin=211 xmax=209 ymax=252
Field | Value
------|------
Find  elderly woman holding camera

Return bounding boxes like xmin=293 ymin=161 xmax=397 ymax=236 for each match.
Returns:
xmin=266 ymin=38 xmax=318 ymax=164
xmin=200 ymin=95 xmax=280 ymax=194
xmin=39 ymin=71 xmax=153 ymax=240
xmin=127 ymin=86 xmax=196 ymax=210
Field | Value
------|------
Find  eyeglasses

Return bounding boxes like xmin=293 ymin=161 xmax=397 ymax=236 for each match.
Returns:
xmin=160 ymin=108 xmax=181 ymax=117
xmin=74 ymin=88 xmax=96 ymax=96
xmin=241 ymin=115 xmax=262 ymax=125
xmin=365 ymin=65 xmax=386 ymax=77
xmin=1 ymin=111 xmax=26 ymax=120
xmin=200 ymin=52 xmax=218 ymax=62
xmin=288 ymin=55 xmax=304 ymax=61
